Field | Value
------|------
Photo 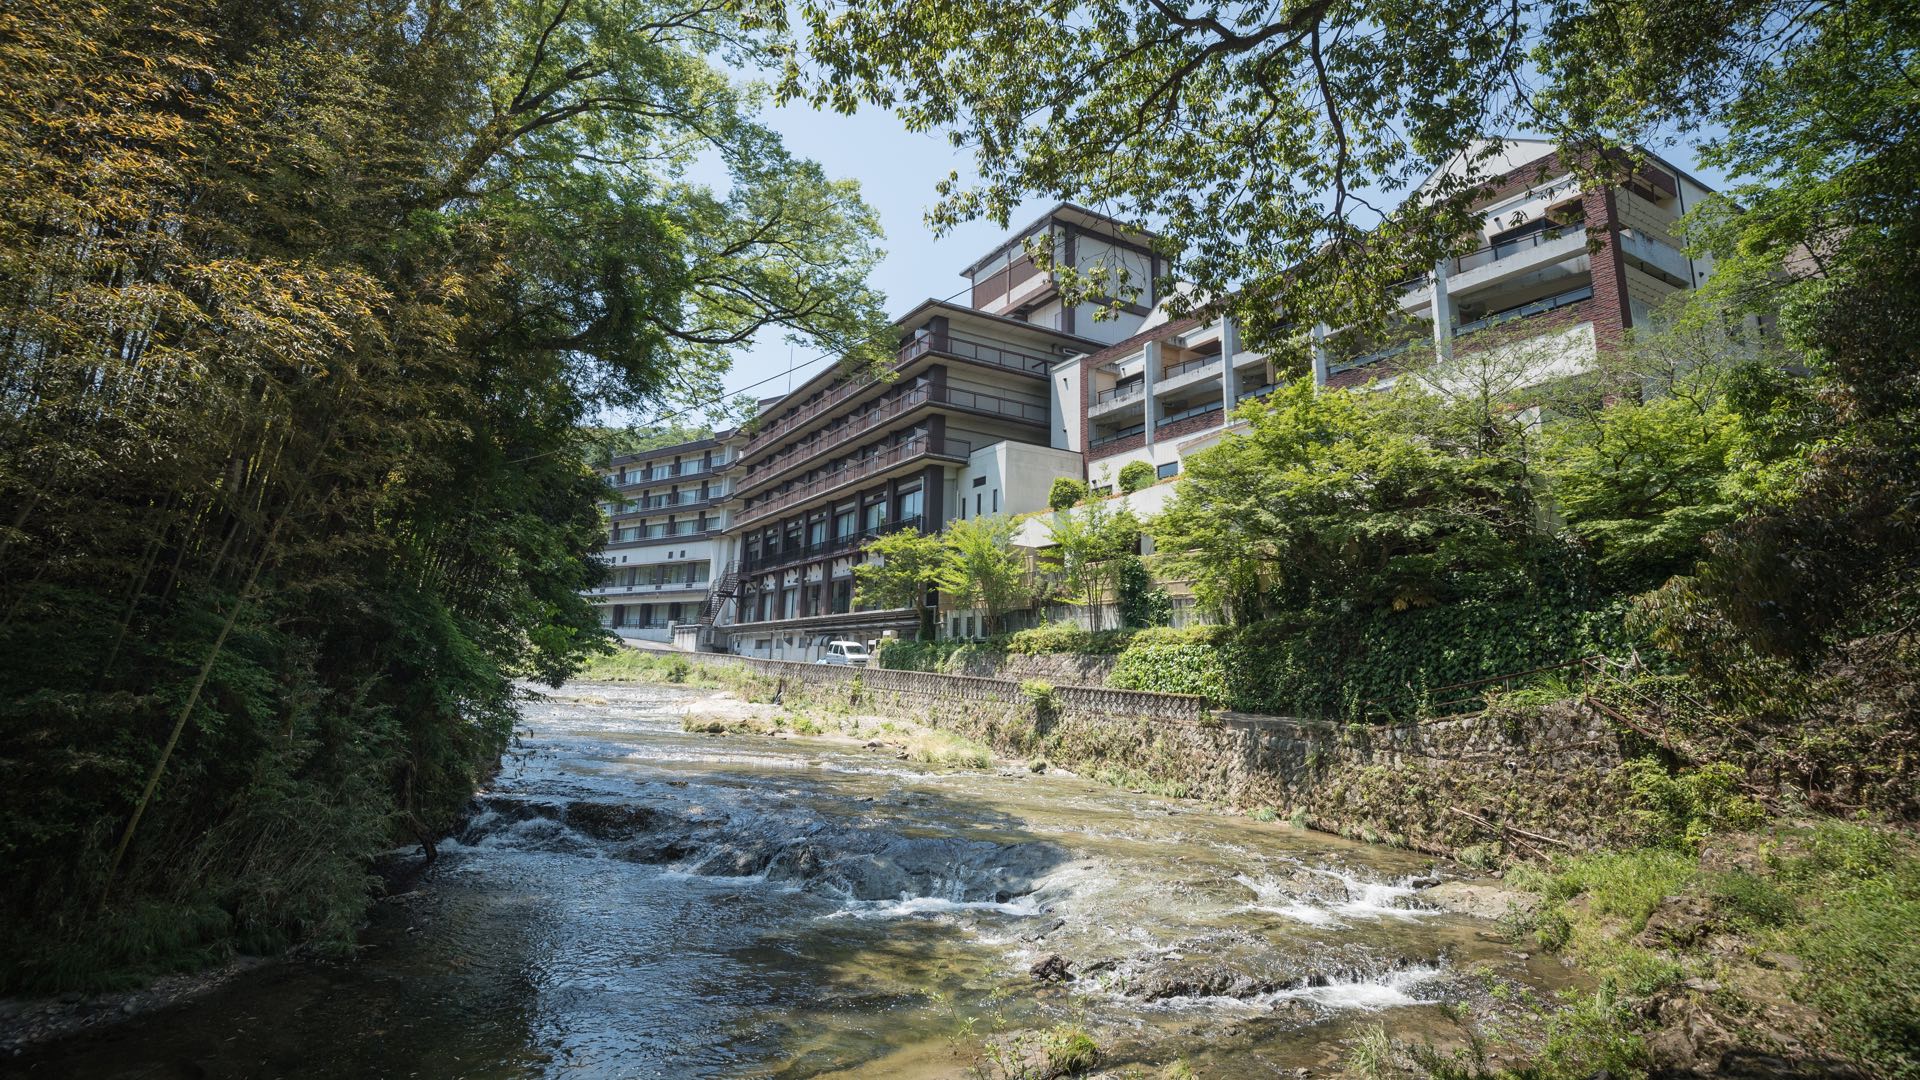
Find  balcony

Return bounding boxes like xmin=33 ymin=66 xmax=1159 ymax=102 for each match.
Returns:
xmin=737 ymin=385 xmax=1045 ymax=497
xmin=1156 ymin=355 xmax=1223 ymax=395
xmin=1616 ymin=228 xmax=1692 ymax=285
xmin=587 ymin=580 xmax=711 ymax=597
xmin=739 ymin=516 xmax=925 ymax=576
xmin=899 ymin=331 xmax=1056 ymax=378
xmin=1156 ymin=401 xmax=1223 ymax=429
xmin=1236 ymin=382 xmax=1278 ymax=402
xmin=608 ymin=522 xmax=707 ymax=548
xmin=1452 ymin=284 xmax=1594 ymax=338
xmin=611 ymin=456 xmax=728 ymax=490
xmin=611 ymin=486 xmax=730 ymax=514
xmin=735 ymin=436 xmax=972 ymax=528
xmin=741 ymin=333 xmax=1057 ymax=459
xmin=1448 ymin=229 xmax=1588 ymax=295
xmin=1089 ymin=422 xmax=1145 ymax=448
xmin=1089 ymin=382 xmax=1146 ymax=418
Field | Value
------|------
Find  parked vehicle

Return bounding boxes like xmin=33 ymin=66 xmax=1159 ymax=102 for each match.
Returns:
xmin=816 ymin=640 xmax=871 ymax=666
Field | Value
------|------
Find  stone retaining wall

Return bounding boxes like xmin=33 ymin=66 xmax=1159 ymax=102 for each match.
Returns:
xmin=690 ymin=655 xmax=1633 ymax=858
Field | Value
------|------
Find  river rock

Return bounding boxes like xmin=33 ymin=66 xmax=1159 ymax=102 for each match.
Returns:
xmin=1419 ymin=880 xmax=1538 ymax=920
xmin=1029 ymin=954 xmax=1073 ymax=983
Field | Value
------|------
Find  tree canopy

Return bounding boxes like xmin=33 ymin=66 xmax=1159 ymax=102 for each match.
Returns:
xmin=774 ymin=0 xmax=1891 ymax=356
xmin=0 ymin=0 xmax=883 ymax=988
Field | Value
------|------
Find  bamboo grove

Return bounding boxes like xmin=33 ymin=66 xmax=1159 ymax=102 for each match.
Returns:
xmin=0 ymin=0 xmax=883 ymax=988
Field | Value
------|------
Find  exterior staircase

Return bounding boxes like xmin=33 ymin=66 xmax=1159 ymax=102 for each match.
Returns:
xmin=698 ymin=561 xmax=738 ymax=631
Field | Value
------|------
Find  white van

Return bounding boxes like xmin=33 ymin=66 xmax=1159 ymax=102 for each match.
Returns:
xmin=816 ymin=640 xmax=871 ymax=667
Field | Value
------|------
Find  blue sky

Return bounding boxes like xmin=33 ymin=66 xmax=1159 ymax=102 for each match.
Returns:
xmin=679 ymin=102 xmax=1735 ymax=425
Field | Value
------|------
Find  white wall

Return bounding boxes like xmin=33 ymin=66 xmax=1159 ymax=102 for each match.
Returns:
xmin=1050 ymin=357 xmax=1084 ymax=451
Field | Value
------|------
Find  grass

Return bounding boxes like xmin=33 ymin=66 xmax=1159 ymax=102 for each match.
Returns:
xmin=902 ymin=729 xmax=993 ymax=769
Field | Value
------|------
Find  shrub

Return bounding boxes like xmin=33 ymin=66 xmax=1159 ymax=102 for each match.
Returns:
xmin=1618 ymin=758 xmax=1766 ymax=850
xmin=1004 ymin=623 xmax=1135 ymax=655
xmin=1118 ymin=460 xmax=1155 ymax=493
xmin=1044 ymin=1025 xmax=1100 ymax=1074
xmin=1019 ymin=679 xmax=1058 ymax=718
xmin=1109 ymin=635 xmax=1229 ymax=704
xmin=1048 ymin=477 xmax=1090 ymax=510
xmin=1115 ymin=554 xmax=1172 ymax=628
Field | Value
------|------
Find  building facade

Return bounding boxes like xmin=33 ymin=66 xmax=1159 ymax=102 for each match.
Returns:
xmin=583 ymin=148 xmax=1720 ymax=653
xmin=588 ymin=432 xmax=742 ymax=642
xmin=1074 ymin=140 xmax=1718 ymax=488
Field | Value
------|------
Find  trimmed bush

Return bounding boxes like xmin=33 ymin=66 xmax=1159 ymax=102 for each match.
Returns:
xmin=1118 ymin=460 xmax=1155 ymax=493
xmin=1109 ymin=629 xmax=1230 ymax=703
xmin=1048 ymin=477 xmax=1090 ymax=511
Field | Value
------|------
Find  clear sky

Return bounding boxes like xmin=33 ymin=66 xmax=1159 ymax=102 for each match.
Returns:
xmin=691 ymin=100 xmax=1059 ymax=417
xmin=664 ymin=101 xmax=1735 ymax=428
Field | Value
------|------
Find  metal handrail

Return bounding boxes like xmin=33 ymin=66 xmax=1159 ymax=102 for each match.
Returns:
xmin=1093 ymin=382 xmax=1145 ymax=406
xmin=737 ymin=385 xmax=1042 ymax=497
xmin=735 ymin=437 xmax=971 ymax=527
xmin=1162 ymin=355 xmax=1221 ymax=380
xmin=739 ymin=516 xmax=925 ymax=575
xmin=1089 ymin=422 xmax=1146 ymax=447
xmin=742 ymin=332 xmax=1054 ymax=457
xmin=1452 ymin=284 xmax=1594 ymax=338
xmin=1156 ymin=401 xmax=1222 ymax=428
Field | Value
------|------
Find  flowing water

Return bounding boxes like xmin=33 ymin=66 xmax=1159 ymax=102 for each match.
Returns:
xmin=11 ymin=683 xmax=1574 ymax=1078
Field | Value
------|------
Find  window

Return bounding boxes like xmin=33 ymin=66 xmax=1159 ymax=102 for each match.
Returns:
xmin=975 ymin=493 xmax=982 ymax=516
xmin=898 ymin=487 xmax=923 ymax=523
xmin=863 ymin=501 xmax=887 ymax=530
xmin=972 ymin=475 xmax=987 ymax=487
xmin=1157 ymin=461 xmax=1180 ymax=480
xmin=992 ymin=489 xmax=999 ymax=513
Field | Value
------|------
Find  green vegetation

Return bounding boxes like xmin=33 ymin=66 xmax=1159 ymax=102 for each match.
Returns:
xmin=1483 ymin=821 xmax=1920 ymax=1079
xmin=1043 ymin=1025 xmax=1100 ymax=1074
xmin=938 ymin=516 xmax=1033 ymax=637
xmin=1117 ymin=460 xmax=1155 ymax=494
xmin=1048 ymin=477 xmax=1090 ymax=511
xmin=0 ymin=0 xmax=884 ymax=991
xmin=1042 ymin=500 xmax=1141 ymax=632
xmin=853 ymin=528 xmax=952 ymax=640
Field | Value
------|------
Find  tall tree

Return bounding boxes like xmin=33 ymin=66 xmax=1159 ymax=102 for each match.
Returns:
xmin=937 ymin=515 xmax=1031 ymax=636
xmin=772 ymin=0 xmax=1865 ymax=355
xmin=1043 ymin=500 xmax=1141 ymax=631
xmin=0 ymin=0 xmax=885 ymax=988
xmin=853 ymin=529 xmax=951 ymax=640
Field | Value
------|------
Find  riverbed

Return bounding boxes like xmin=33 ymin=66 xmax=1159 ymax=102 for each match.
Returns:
xmin=8 ymin=682 xmax=1572 ymax=1078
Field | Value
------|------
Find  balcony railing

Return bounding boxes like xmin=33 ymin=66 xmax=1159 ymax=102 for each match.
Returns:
xmin=1157 ymin=401 xmax=1223 ymax=428
xmin=614 ymin=487 xmax=728 ymax=512
xmin=900 ymin=331 xmax=1055 ymax=377
xmin=1236 ymin=382 xmax=1278 ymax=402
xmin=741 ymin=333 xmax=1056 ymax=459
xmin=589 ymin=580 xmax=711 ymax=595
xmin=739 ymin=516 xmax=925 ymax=576
xmin=609 ymin=521 xmax=705 ymax=545
xmin=1093 ymin=382 xmax=1145 ymax=406
xmin=735 ymin=436 xmax=971 ymax=527
xmin=1391 ymin=227 xmax=1580 ymax=294
xmin=1161 ymin=355 xmax=1221 ymax=380
xmin=737 ymin=385 xmax=1044 ymax=497
xmin=1089 ymin=422 xmax=1146 ymax=448
xmin=1452 ymin=227 xmax=1577 ymax=276
xmin=611 ymin=457 xmax=728 ymax=489
xmin=1452 ymin=284 xmax=1594 ymax=338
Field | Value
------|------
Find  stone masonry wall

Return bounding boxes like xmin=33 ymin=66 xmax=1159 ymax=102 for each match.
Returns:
xmin=688 ymin=655 xmax=1633 ymax=859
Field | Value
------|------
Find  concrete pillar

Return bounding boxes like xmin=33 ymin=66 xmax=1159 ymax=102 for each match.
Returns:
xmin=1142 ymin=339 xmax=1160 ymax=445
xmin=1311 ymin=323 xmax=1331 ymax=390
xmin=1430 ymin=259 xmax=1455 ymax=362
xmin=1220 ymin=318 xmax=1242 ymax=411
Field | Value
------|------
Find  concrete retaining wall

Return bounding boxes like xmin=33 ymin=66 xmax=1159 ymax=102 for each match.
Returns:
xmin=690 ymin=655 xmax=1632 ymax=858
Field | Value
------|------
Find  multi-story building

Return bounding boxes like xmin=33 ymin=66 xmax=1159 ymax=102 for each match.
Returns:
xmin=705 ymin=205 xmax=1162 ymax=660
xmin=1070 ymin=139 xmax=1718 ymax=491
xmin=584 ymin=148 xmax=1720 ymax=651
xmin=587 ymin=431 xmax=743 ymax=642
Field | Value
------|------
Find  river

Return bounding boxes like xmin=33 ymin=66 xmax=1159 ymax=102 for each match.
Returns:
xmin=10 ymin=682 xmax=1574 ymax=1078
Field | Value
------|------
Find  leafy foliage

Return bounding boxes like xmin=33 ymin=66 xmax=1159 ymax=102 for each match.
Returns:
xmin=1047 ymin=477 xmax=1089 ymax=511
xmin=1042 ymin=499 xmax=1141 ymax=632
xmin=936 ymin=515 xmax=1031 ymax=636
xmin=0 ymin=0 xmax=881 ymax=988
xmin=853 ymin=529 xmax=950 ymax=640
xmin=1117 ymin=460 xmax=1155 ymax=493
